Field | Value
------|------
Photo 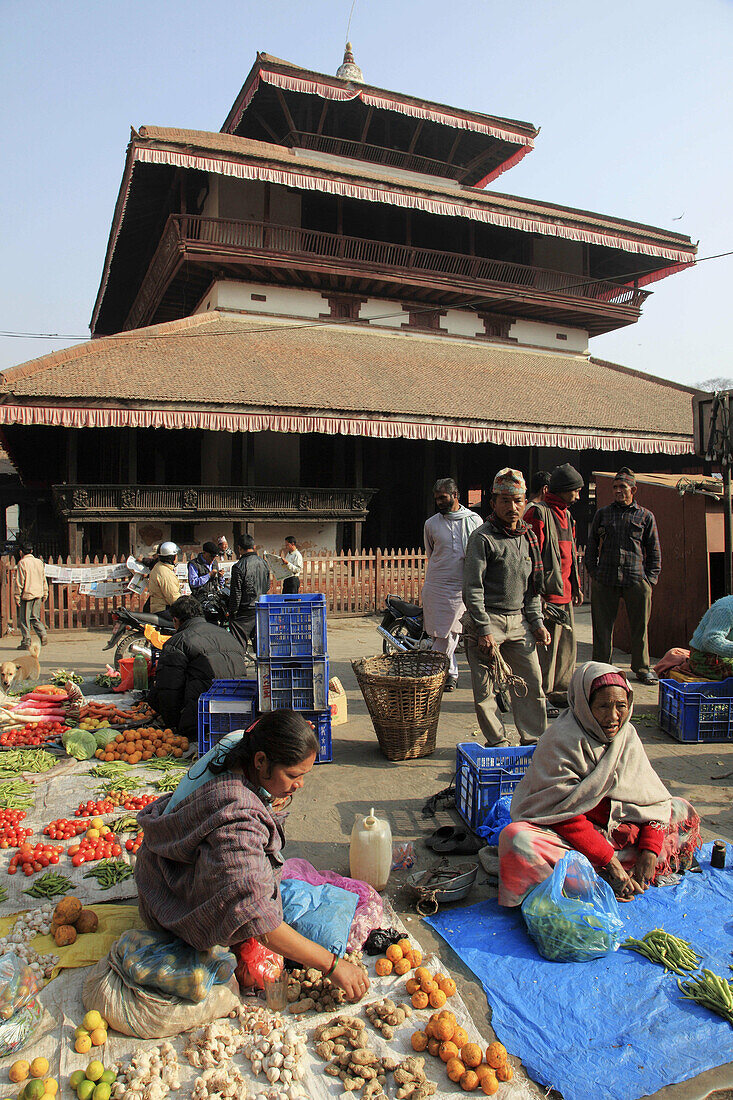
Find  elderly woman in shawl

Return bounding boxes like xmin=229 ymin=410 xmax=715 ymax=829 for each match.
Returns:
xmin=499 ymin=661 xmax=700 ymax=906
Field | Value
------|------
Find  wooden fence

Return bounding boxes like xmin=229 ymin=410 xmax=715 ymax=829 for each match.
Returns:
xmin=0 ymin=550 xmax=428 ymax=635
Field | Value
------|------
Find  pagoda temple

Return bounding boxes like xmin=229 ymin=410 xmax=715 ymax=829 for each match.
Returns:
xmin=0 ymin=47 xmax=698 ymax=558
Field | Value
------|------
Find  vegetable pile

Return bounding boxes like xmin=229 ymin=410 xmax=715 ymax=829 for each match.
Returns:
xmin=678 ymin=969 xmax=733 ymax=1024
xmin=0 ymin=750 xmax=57 ymax=777
xmin=0 ymin=810 xmax=33 ymax=848
xmin=9 ymin=843 xmax=64 ymax=876
xmin=95 ymin=728 xmax=189 ymax=763
xmin=23 ymin=870 xmax=74 ymax=898
xmin=0 ymin=722 xmax=68 ymax=747
xmin=83 ymin=859 xmax=134 ymax=890
xmin=622 ymin=929 xmax=702 ymax=974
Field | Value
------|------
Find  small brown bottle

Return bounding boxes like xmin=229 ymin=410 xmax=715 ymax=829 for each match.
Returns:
xmin=711 ymin=840 xmax=727 ymax=869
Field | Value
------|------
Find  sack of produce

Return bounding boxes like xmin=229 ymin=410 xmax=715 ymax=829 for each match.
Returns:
xmin=281 ymin=879 xmax=358 ymax=957
xmin=521 ymin=851 xmax=623 ymax=962
xmin=0 ymin=954 xmax=41 ymax=1022
xmin=0 ymin=998 xmax=43 ymax=1057
xmin=82 ymin=952 xmax=240 ymax=1039
xmin=113 ymin=929 xmax=235 ymax=1003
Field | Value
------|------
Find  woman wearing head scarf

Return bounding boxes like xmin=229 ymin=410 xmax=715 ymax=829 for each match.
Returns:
xmin=498 ymin=661 xmax=700 ymax=906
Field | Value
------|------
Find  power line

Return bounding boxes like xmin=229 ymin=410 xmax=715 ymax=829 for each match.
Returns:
xmin=0 ymin=247 xmax=729 ymax=344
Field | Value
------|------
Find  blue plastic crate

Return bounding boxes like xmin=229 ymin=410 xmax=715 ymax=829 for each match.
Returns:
xmin=257 ymin=657 xmax=329 ymax=712
xmin=303 ymin=709 xmax=333 ymax=764
xmin=198 ymin=679 xmax=259 ymax=756
xmin=455 ymin=742 xmax=535 ymax=831
xmin=658 ymin=677 xmax=733 ymax=742
xmin=256 ymin=594 xmax=327 ymax=659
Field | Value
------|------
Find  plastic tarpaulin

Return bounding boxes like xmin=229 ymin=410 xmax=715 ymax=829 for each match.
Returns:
xmin=425 ymin=844 xmax=733 ymax=1100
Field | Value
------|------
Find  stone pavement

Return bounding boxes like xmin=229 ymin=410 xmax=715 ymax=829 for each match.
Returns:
xmin=4 ymin=610 xmax=733 ymax=1099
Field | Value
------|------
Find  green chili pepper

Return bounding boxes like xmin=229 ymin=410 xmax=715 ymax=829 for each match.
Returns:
xmin=83 ymin=859 xmax=134 ymax=890
xmin=23 ymin=872 xmax=74 ymax=899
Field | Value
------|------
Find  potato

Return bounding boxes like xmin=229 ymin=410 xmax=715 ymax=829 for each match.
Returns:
xmin=53 ymin=924 xmax=77 ymax=947
xmin=74 ymin=910 xmax=99 ymax=935
xmin=53 ymin=897 xmax=82 ymax=926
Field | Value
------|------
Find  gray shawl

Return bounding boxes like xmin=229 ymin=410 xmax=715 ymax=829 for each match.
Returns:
xmin=510 ymin=661 xmax=671 ymax=835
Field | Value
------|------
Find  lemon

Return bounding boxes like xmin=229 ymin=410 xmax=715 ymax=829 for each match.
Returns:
xmin=69 ymin=1072 xmax=85 ymax=1090
xmin=90 ymin=1029 xmax=107 ymax=1047
xmin=74 ymin=1036 xmax=92 ymax=1055
xmin=90 ymin=817 xmax=105 ymax=830
xmin=99 ymin=1072 xmax=116 ymax=1087
xmin=8 ymin=1063 xmax=29 ymax=1085
xmin=44 ymin=1080 xmax=58 ymax=1096
xmin=85 ymin=1063 xmax=104 ymax=1084
xmin=29 ymin=1060 xmax=49 ymax=1080
xmin=82 ymin=1010 xmax=105 ymax=1032
xmin=74 ymin=1026 xmax=89 ymax=1040
xmin=92 ymin=1086 xmax=110 ymax=1100
xmin=24 ymin=1081 xmax=45 ymax=1100
xmin=76 ymin=1082 xmax=94 ymax=1100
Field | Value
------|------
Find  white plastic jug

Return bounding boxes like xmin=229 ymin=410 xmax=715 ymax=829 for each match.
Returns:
xmin=349 ymin=807 xmax=392 ymax=891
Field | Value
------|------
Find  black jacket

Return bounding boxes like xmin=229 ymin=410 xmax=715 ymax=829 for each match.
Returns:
xmin=147 ymin=617 xmax=248 ymax=738
xmin=188 ymin=553 xmax=218 ymax=602
xmin=229 ymin=552 xmax=270 ymax=619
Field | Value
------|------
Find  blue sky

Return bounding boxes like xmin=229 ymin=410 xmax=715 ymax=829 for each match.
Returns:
xmin=1 ymin=0 xmax=730 ymax=385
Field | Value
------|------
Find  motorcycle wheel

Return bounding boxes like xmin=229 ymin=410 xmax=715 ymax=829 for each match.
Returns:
xmin=114 ymin=630 xmax=152 ymax=669
xmin=382 ymin=625 xmax=411 ymax=655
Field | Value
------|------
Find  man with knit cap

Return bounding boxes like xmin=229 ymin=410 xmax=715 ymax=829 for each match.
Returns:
xmin=462 ymin=468 xmax=550 ymax=746
xmin=585 ymin=467 xmax=661 ymax=686
xmin=525 ymin=463 xmax=584 ymax=710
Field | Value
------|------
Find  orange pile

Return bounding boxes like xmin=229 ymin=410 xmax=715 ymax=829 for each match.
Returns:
xmin=94 ymin=728 xmax=189 ymax=764
xmin=373 ymin=938 xmax=423 ymax=978
xmin=405 ymin=965 xmax=456 ymax=1010
xmin=411 ymin=1018 xmax=511 ymax=1095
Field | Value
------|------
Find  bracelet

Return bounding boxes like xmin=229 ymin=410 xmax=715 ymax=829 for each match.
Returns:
xmin=323 ymin=952 xmax=339 ymax=978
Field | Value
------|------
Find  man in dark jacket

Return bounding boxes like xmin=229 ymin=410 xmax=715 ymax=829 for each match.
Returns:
xmin=228 ymin=534 xmax=271 ymax=652
xmin=187 ymin=541 xmax=220 ymax=602
xmin=147 ymin=596 xmax=247 ymax=739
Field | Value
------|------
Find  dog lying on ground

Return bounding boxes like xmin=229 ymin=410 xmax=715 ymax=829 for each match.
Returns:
xmin=0 ymin=639 xmax=41 ymax=691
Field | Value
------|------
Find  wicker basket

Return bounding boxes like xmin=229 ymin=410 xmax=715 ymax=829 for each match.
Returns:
xmin=352 ymin=652 xmax=449 ymax=761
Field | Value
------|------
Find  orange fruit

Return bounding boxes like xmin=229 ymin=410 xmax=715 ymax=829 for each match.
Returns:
xmin=429 ymin=989 xmax=447 ymax=1008
xmin=421 ymin=979 xmax=438 ymax=996
xmin=405 ymin=977 xmax=421 ymax=995
xmin=411 ymin=949 xmax=423 ymax=966
xmin=485 ymin=1042 xmax=507 ymax=1069
xmin=446 ymin=1058 xmax=466 ymax=1083
xmin=375 ymin=958 xmax=393 ymax=977
xmin=397 ymin=938 xmax=412 ymax=955
xmin=495 ymin=1064 xmax=513 ymax=1082
xmin=460 ymin=1070 xmax=480 ymax=1091
xmin=410 ymin=1031 xmax=428 ymax=1052
xmin=385 ymin=944 xmax=403 ymax=963
xmin=434 ymin=1017 xmax=455 ymax=1042
xmin=461 ymin=1043 xmax=483 ymax=1069
xmin=433 ymin=972 xmax=446 ymax=985
xmin=411 ymin=991 xmax=429 ymax=1010
xmin=439 ymin=976 xmax=457 ymax=997
xmin=427 ymin=1037 xmax=441 ymax=1058
xmin=453 ymin=1026 xmax=469 ymax=1048
xmin=414 ymin=967 xmax=431 ymax=985
xmin=394 ymin=958 xmax=411 ymax=976
xmin=480 ymin=1069 xmax=499 ymax=1095
xmin=439 ymin=1040 xmax=460 ymax=1063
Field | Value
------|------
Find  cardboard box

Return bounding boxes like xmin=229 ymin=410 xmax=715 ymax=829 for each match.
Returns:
xmin=329 ymin=676 xmax=348 ymax=726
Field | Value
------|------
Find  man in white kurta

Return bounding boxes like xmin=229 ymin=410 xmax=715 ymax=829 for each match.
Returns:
xmin=421 ymin=479 xmax=483 ymax=691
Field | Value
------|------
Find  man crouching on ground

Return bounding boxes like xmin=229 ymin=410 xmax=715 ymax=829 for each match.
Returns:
xmin=462 ymin=468 xmax=550 ymax=747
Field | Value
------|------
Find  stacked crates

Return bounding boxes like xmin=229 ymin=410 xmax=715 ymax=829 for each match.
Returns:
xmin=198 ymin=678 xmax=259 ymax=756
xmin=255 ymin=593 xmax=332 ymax=763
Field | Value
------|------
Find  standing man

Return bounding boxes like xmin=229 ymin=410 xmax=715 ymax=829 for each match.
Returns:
xmin=229 ymin=534 xmax=271 ymax=652
xmin=462 ymin=469 xmax=550 ymax=746
xmin=585 ymin=467 xmax=661 ymax=685
xmin=421 ymin=478 xmax=482 ymax=691
xmin=527 ymin=470 xmax=551 ymax=506
xmin=216 ymin=535 xmax=234 ymax=562
xmin=147 ymin=542 xmax=181 ymax=616
xmin=280 ymin=536 xmax=303 ymax=595
xmin=188 ymin=541 xmax=220 ymax=602
xmin=13 ymin=545 xmax=48 ymax=650
xmin=525 ymin=463 xmax=584 ymax=712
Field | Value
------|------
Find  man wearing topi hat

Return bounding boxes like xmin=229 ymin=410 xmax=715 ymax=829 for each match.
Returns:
xmin=462 ymin=468 xmax=551 ymax=746
xmin=525 ymin=463 xmax=584 ymax=711
xmin=585 ymin=467 xmax=661 ymax=685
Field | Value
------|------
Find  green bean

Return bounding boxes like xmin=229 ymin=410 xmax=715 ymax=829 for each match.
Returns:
xmin=142 ymin=757 xmax=189 ymax=771
xmin=0 ymin=780 xmax=34 ymax=810
xmin=90 ymin=762 xmax=133 ymax=779
xmin=678 ymin=971 xmax=733 ymax=1024
xmin=110 ymin=815 xmax=140 ymax=834
xmin=98 ymin=776 xmax=144 ymax=795
xmin=83 ymin=859 xmax=134 ymax=889
xmin=0 ymin=884 xmax=8 ymax=904
xmin=621 ymin=929 xmax=702 ymax=975
xmin=23 ymin=872 xmax=74 ymax=899
xmin=155 ymin=772 xmax=183 ymax=793
xmin=0 ymin=750 xmax=56 ymax=778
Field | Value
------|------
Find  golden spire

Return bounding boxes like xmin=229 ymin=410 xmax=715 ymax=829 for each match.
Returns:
xmin=336 ymin=42 xmax=364 ymax=83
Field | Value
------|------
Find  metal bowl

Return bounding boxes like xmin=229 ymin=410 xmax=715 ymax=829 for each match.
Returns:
xmin=407 ymin=860 xmax=479 ymax=908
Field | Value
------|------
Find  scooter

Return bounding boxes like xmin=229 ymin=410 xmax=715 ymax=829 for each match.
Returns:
xmin=377 ymin=595 xmax=432 ymax=655
xmin=103 ymin=607 xmax=172 ymax=669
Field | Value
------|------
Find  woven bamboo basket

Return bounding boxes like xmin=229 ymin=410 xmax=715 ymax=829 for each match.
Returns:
xmin=352 ymin=652 xmax=449 ymax=761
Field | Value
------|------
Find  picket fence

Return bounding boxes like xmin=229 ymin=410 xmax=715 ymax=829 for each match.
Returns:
xmin=0 ymin=549 xmax=428 ymax=635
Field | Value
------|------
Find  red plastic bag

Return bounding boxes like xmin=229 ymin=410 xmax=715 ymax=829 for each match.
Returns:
xmin=114 ymin=658 xmax=135 ymax=693
xmin=233 ymin=938 xmax=283 ymax=991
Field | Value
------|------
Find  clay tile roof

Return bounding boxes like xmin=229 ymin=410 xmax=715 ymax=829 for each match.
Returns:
xmin=0 ymin=313 xmax=694 ymax=441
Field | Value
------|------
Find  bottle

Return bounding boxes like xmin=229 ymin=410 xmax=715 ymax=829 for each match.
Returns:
xmin=133 ymin=654 xmax=148 ymax=691
xmin=711 ymin=840 xmax=727 ymax=869
xmin=349 ymin=807 xmax=392 ymax=891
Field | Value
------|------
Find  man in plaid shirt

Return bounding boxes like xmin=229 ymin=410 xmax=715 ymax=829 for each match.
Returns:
xmin=585 ymin=468 xmax=661 ymax=685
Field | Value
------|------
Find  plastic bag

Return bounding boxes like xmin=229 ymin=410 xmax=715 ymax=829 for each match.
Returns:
xmin=83 ymin=955 xmax=240 ymax=1039
xmin=363 ymin=928 xmax=402 ymax=956
xmin=282 ymin=858 xmax=383 ymax=951
xmin=114 ymin=658 xmax=135 ymax=693
xmin=475 ymin=795 xmax=513 ymax=846
xmin=281 ymin=879 xmax=358 ymax=958
xmin=0 ymin=998 xmax=43 ymax=1057
xmin=233 ymin=938 xmax=283 ymax=991
xmin=521 ymin=851 xmax=623 ymax=962
xmin=0 ymin=953 xmax=40 ymax=1022
xmin=115 ymin=929 xmax=235 ymax=1003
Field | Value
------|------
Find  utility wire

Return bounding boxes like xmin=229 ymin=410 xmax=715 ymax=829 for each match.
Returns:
xmin=0 ymin=248 xmax=729 ymax=344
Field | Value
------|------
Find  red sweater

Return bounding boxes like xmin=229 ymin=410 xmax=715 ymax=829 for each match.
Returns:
xmin=525 ymin=493 xmax=574 ymax=604
xmin=552 ymin=798 xmax=665 ymax=869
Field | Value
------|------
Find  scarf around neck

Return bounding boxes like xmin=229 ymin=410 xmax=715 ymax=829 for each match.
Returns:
xmin=487 ymin=513 xmax=544 ymax=595
xmin=510 ymin=661 xmax=671 ymax=834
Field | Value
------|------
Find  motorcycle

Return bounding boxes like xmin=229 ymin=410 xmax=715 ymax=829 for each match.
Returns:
xmin=377 ymin=595 xmax=432 ymax=655
xmin=103 ymin=606 xmax=172 ymax=669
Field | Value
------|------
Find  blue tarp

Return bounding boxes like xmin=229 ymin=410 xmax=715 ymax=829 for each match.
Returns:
xmin=425 ymin=844 xmax=733 ymax=1100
